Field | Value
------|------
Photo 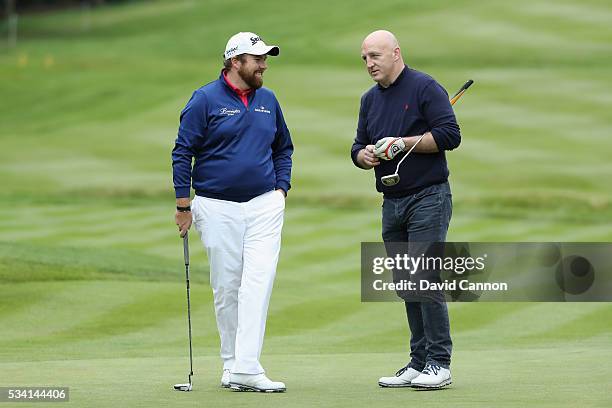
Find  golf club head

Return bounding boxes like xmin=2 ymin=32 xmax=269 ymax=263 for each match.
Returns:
xmin=381 ymin=174 xmax=400 ymax=186
xmin=173 ymin=383 xmax=192 ymax=392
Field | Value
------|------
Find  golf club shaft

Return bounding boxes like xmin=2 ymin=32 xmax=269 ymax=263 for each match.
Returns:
xmin=183 ymin=233 xmax=194 ymax=382
xmin=393 ymin=132 xmax=426 ymax=173
xmin=392 ymin=80 xmax=472 ymax=173
xmin=450 ymin=90 xmax=466 ymax=105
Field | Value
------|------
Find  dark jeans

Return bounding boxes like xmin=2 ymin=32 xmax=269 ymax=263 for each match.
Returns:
xmin=382 ymin=181 xmax=453 ymax=370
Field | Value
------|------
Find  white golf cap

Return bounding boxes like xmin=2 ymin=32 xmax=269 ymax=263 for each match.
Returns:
xmin=223 ymin=32 xmax=280 ymax=60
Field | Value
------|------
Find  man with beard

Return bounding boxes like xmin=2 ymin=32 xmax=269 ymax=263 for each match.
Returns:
xmin=172 ymin=32 xmax=293 ymax=393
xmin=351 ymin=30 xmax=459 ymax=389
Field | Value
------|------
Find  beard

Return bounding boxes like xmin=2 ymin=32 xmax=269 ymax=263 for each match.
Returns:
xmin=237 ymin=65 xmax=264 ymax=89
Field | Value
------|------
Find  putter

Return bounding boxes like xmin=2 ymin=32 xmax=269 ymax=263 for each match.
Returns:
xmin=380 ymin=79 xmax=474 ymax=187
xmin=174 ymin=232 xmax=194 ymax=392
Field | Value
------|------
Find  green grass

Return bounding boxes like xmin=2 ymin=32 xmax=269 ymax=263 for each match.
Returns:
xmin=1 ymin=348 xmax=610 ymax=408
xmin=1 ymin=0 xmax=611 ymax=406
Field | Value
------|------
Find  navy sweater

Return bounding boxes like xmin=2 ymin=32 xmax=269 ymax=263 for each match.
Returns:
xmin=351 ymin=66 xmax=460 ymax=197
xmin=172 ymin=72 xmax=293 ymax=202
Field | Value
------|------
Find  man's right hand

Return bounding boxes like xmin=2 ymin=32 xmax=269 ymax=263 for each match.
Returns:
xmin=175 ymin=211 xmax=192 ymax=237
xmin=357 ymin=145 xmax=380 ymax=169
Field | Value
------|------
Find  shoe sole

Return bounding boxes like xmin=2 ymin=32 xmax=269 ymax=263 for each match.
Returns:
xmin=411 ymin=379 xmax=452 ymax=390
xmin=221 ymin=383 xmax=230 ymax=389
xmin=229 ymin=383 xmax=286 ymax=393
xmin=378 ymin=382 xmax=413 ymax=388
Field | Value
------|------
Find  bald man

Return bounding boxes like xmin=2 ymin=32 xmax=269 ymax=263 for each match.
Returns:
xmin=351 ymin=30 xmax=460 ymax=389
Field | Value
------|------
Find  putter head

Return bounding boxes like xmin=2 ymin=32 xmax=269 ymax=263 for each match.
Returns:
xmin=381 ymin=174 xmax=400 ymax=187
xmin=173 ymin=383 xmax=192 ymax=392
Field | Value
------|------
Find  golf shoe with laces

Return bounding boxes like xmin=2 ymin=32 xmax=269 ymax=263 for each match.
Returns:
xmin=229 ymin=373 xmax=286 ymax=393
xmin=378 ymin=365 xmax=421 ymax=387
xmin=410 ymin=362 xmax=451 ymax=389
xmin=220 ymin=369 xmax=230 ymax=388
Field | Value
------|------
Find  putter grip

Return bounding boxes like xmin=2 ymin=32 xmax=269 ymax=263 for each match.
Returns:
xmin=183 ymin=233 xmax=189 ymax=266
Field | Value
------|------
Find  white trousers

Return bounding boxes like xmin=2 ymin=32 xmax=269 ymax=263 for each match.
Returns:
xmin=192 ymin=190 xmax=285 ymax=374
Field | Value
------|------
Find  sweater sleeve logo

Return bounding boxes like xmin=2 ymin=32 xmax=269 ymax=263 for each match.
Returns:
xmin=219 ymin=107 xmax=241 ymax=116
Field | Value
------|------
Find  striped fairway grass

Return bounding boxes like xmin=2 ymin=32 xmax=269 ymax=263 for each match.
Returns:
xmin=1 ymin=279 xmax=611 ymax=407
xmin=1 ymin=0 xmax=611 ymax=406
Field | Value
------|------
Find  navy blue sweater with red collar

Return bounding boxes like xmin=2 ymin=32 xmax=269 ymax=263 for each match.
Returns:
xmin=351 ymin=66 xmax=461 ymax=197
xmin=172 ymin=71 xmax=293 ymax=202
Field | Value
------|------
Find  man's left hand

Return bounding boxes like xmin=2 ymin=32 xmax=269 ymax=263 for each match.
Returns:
xmin=374 ymin=137 xmax=405 ymax=160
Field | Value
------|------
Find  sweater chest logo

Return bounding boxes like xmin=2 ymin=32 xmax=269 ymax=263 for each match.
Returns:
xmin=254 ymin=105 xmax=271 ymax=114
xmin=219 ymin=107 xmax=241 ymax=116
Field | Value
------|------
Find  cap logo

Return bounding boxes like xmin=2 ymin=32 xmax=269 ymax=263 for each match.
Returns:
xmin=226 ymin=46 xmax=238 ymax=57
xmin=250 ymin=36 xmax=262 ymax=45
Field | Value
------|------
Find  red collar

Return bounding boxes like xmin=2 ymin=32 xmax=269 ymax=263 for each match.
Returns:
xmin=223 ymin=71 xmax=253 ymax=107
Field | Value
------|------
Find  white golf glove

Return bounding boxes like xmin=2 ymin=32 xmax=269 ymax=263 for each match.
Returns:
xmin=374 ymin=137 xmax=406 ymax=160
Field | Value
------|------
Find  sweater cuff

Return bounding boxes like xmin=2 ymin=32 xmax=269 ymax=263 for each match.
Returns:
xmin=275 ymin=181 xmax=290 ymax=196
xmin=430 ymin=129 xmax=447 ymax=151
xmin=175 ymin=187 xmax=191 ymax=199
xmin=351 ymin=147 xmax=366 ymax=169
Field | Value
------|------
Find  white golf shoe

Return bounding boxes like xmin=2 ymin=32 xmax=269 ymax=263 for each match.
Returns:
xmin=378 ymin=365 xmax=421 ymax=388
xmin=220 ymin=369 xmax=230 ymax=388
xmin=410 ymin=362 xmax=452 ymax=389
xmin=229 ymin=373 xmax=286 ymax=393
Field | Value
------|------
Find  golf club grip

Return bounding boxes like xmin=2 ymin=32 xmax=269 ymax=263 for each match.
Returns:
xmin=450 ymin=79 xmax=474 ymax=105
xmin=451 ymin=79 xmax=474 ymax=98
xmin=183 ymin=233 xmax=189 ymax=266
